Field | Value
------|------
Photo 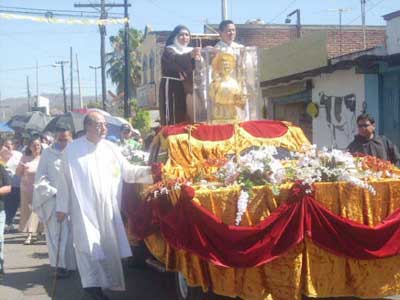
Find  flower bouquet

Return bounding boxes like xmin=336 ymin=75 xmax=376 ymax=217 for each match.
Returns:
xmin=215 ymin=146 xmax=287 ymax=224
xmin=286 ymin=145 xmax=376 ymax=194
xmin=120 ymin=144 xmax=149 ymax=166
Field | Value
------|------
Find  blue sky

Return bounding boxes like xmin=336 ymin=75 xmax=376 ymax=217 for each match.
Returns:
xmin=0 ymin=0 xmax=398 ymax=99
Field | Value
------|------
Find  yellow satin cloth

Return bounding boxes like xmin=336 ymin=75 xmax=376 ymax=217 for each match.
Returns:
xmin=155 ymin=122 xmax=310 ymax=180
xmin=145 ymin=180 xmax=400 ymax=300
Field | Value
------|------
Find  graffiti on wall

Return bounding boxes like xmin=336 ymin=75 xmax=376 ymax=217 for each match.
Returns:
xmin=319 ymin=92 xmax=362 ymax=148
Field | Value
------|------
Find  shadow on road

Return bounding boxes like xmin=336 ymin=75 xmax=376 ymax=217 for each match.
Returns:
xmin=0 ymin=263 xmax=82 ymax=300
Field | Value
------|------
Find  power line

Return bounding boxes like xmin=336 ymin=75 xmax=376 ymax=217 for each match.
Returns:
xmin=347 ymin=0 xmax=387 ymax=25
xmin=143 ymin=0 xmax=204 ymax=24
xmin=269 ymin=0 xmax=297 ymax=23
xmin=0 ymin=30 xmax=97 ymax=35
xmin=0 ymin=65 xmax=53 ymax=72
xmin=0 ymin=9 xmax=126 ymax=20
xmin=0 ymin=5 xmax=123 ymax=16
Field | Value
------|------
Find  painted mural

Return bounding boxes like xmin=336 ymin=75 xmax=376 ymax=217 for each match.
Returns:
xmin=318 ymin=91 xmax=361 ymax=149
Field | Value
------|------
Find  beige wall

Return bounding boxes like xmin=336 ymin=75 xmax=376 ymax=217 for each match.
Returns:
xmin=312 ymin=68 xmax=365 ymax=150
xmin=386 ymin=16 xmax=400 ymax=55
xmin=136 ymin=34 xmax=163 ymax=109
xmin=259 ymin=32 xmax=328 ymax=82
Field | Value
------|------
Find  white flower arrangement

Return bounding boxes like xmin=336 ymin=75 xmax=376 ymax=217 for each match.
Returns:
xmin=120 ymin=144 xmax=149 ymax=165
xmin=217 ymin=146 xmax=287 ymax=225
xmin=289 ymin=145 xmax=376 ymax=195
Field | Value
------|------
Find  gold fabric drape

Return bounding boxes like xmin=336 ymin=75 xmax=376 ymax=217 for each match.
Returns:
xmin=158 ymin=122 xmax=310 ymax=181
xmin=145 ymin=180 xmax=400 ymax=300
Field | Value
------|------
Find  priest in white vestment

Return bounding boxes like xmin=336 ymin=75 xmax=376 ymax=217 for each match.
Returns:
xmin=56 ymin=112 xmax=153 ymax=300
xmin=214 ymin=20 xmax=244 ymax=55
xmin=32 ymin=128 xmax=76 ymax=278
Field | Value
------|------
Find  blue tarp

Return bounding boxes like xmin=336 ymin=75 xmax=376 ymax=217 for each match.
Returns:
xmin=0 ymin=122 xmax=14 ymax=133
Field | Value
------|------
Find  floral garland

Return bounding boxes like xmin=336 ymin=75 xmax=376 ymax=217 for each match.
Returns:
xmin=148 ymin=144 xmax=400 ymax=226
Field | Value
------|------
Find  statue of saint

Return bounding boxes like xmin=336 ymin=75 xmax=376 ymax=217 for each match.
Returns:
xmin=209 ymin=52 xmax=247 ymax=123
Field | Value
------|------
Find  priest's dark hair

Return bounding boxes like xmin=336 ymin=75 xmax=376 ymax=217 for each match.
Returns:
xmin=166 ymin=25 xmax=191 ymax=46
xmin=55 ymin=125 xmax=72 ymax=133
xmin=0 ymin=137 xmax=12 ymax=148
xmin=219 ymin=20 xmax=235 ymax=32
xmin=356 ymin=113 xmax=375 ymax=125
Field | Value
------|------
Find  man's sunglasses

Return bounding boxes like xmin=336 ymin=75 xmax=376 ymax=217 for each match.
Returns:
xmin=357 ymin=124 xmax=371 ymax=128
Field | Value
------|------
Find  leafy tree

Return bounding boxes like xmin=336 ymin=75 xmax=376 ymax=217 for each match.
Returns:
xmin=106 ymin=28 xmax=143 ymax=98
xmin=131 ymin=98 xmax=151 ymax=136
xmin=86 ymin=101 xmax=103 ymax=109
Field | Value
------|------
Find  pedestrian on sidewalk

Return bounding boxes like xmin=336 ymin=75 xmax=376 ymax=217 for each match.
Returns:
xmin=0 ymin=159 xmax=12 ymax=276
xmin=56 ymin=112 xmax=154 ymax=300
xmin=0 ymin=138 xmax=22 ymax=232
xmin=33 ymin=127 xmax=76 ymax=279
xmin=16 ymin=136 xmax=43 ymax=245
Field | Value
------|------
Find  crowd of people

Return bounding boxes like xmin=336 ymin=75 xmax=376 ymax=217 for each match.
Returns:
xmin=0 ymin=113 xmax=149 ymax=299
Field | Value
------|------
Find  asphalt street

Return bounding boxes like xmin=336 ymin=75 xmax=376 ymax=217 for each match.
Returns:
xmin=0 ymin=231 xmax=178 ymax=300
xmin=2 ymin=231 xmax=400 ymax=300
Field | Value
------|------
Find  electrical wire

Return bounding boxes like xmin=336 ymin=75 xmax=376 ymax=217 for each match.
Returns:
xmin=143 ymin=0 xmax=204 ymax=25
xmin=0 ymin=65 xmax=54 ymax=72
xmin=0 ymin=5 xmax=123 ymax=16
xmin=269 ymin=0 xmax=297 ymax=23
xmin=346 ymin=0 xmax=387 ymax=25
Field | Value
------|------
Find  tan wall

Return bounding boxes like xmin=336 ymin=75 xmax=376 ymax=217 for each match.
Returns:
xmin=259 ymin=32 xmax=328 ymax=82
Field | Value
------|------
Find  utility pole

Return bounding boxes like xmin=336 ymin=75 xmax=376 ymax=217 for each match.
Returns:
xmin=26 ymin=76 xmax=31 ymax=111
xmin=123 ymin=0 xmax=130 ymax=119
xmin=328 ymin=8 xmax=351 ymax=56
xmin=99 ymin=0 xmax=107 ymax=111
xmin=361 ymin=0 xmax=367 ymax=49
xmin=89 ymin=66 xmax=101 ymax=103
xmin=54 ymin=61 xmax=69 ymax=113
xmin=70 ymin=47 xmax=74 ymax=110
xmin=285 ymin=9 xmax=301 ymax=38
xmin=35 ymin=60 xmax=39 ymax=107
xmin=74 ymin=1 xmax=131 ymax=113
xmin=0 ymin=91 xmax=9 ymax=121
xmin=221 ymin=0 xmax=228 ymax=21
xmin=76 ymin=53 xmax=83 ymax=109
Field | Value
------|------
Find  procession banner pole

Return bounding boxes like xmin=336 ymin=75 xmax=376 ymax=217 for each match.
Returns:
xmin=51 ymin=221 xmax=63 ymax=300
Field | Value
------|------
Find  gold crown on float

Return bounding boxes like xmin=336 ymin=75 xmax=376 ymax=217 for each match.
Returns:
xmin=211 ymin=52 xmax=237 ymax=73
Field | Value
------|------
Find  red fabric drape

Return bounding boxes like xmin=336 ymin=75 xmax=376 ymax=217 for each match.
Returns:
xmin=161 ymin=121 xmax=289 ymax=141
xmin=129 ymin=184 xmax=400 ymax=268
xmin=162 ymin=123 xmax=235 ymax=141
xmin=240 ymin=120 xmax=288 ymax=138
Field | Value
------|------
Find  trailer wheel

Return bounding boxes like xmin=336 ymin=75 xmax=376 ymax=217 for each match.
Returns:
xmin=175 ymin=272 xmax=204 ymax=300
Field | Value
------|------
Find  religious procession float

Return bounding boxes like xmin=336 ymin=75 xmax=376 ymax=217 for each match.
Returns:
xmin=124 ymin=47 xmax=400 ymax=300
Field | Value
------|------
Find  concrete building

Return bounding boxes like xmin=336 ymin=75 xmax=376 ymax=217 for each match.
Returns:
xmin=136 ymin=28 xmax=218 ymax=110
xmin=206 ymin=23 xmax=386 ymax=58
xmin=260 ymin=11 xmax=400 ymax=149
xmin=136 ymin=23 xmax=385 ymax=113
